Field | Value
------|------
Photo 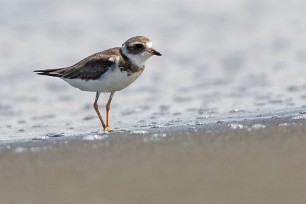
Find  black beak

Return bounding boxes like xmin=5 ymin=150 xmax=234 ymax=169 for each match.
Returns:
xmin=150 ymin=48 xmax=162 ymax=56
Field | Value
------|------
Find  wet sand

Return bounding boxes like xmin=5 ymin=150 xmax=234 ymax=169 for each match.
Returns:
xmin=1 ymin=121 xmax=306 ymax=204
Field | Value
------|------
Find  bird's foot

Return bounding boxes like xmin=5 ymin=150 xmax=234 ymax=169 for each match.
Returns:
xmin=104 ymin=126 xmax=112 ymax=132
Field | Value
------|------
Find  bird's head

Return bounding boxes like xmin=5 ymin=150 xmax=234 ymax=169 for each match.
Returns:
xmin=121 ymin=36 xmax=162 ymax=67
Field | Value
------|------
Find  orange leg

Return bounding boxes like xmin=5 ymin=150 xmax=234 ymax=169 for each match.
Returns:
xmin=93 ymin=92 xmax=106 ymax=129
xmin=105 ymin=92 xmax=115 ymax=132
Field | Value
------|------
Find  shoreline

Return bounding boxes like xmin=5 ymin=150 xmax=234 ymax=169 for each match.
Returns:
xmin=1 ymin=107 xmax=306 ymax=146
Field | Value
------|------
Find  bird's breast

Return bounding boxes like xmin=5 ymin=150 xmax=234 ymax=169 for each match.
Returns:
xmin=100 ymin=68 xmax=143 ymax=92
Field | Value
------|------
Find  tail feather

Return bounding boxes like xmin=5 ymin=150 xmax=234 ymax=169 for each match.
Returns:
xmin=34 ymin=68 xmax=63 ymax=77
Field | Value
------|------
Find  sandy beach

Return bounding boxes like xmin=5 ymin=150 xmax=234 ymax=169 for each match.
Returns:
xmin=1 ymin=120 xmax=306 ymax=204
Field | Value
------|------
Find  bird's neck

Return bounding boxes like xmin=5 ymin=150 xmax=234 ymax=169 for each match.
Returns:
xmin=120 ymin=47 xmax=150 ymax=67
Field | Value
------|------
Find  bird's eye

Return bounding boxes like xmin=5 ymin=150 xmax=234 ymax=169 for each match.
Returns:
xmin=134 ymin=44 xmax=144 ymax=49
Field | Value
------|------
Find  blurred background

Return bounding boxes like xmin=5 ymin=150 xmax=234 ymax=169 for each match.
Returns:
xmin=1 ymin=0 xmax=306 ymax=140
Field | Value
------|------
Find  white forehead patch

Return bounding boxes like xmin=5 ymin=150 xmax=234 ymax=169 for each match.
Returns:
xmin=146 ymin=41 xmax=153 ymax=48
xmin=127 ymin=41 xmax=153 ymax=48
xmin=128 ymin=42 xmax=138 ymax=46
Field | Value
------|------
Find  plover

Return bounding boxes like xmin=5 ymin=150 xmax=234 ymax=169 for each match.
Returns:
xmin=34 ymin=36 xmax=161 ymax=132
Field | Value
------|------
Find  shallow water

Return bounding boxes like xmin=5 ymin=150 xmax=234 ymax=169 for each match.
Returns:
xmin=1 ymin=0 xmax=306 ymax=140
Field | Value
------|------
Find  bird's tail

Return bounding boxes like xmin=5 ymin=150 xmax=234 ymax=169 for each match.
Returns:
xmin=33 ymin=68 xmax=64 ymax=77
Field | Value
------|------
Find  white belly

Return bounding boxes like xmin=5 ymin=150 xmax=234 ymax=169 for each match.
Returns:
xmin=63 ymin=68 xmax=143 ymax=92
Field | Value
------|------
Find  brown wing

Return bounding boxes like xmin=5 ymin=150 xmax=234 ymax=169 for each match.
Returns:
xmin=34 ymin=48 xmax=120 ymax=80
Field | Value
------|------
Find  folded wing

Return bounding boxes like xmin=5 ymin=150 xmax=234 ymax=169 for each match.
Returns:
xmin=34 ymin=51 xmax=116 ymax=80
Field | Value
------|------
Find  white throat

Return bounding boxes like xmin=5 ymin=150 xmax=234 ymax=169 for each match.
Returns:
xmin=121 ymin=47 xmax=152 ymax=67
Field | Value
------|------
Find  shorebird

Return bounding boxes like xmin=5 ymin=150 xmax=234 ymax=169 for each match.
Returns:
xmin=34 ymin=36 xmax=161 ymax=132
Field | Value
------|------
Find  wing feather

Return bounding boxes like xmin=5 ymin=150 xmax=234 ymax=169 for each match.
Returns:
xmin=34 ymin=48 xmax=119 ymax=80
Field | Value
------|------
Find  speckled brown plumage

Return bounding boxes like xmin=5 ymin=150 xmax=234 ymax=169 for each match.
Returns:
xmin=34 ymin=48 xmax=144 ymax=80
